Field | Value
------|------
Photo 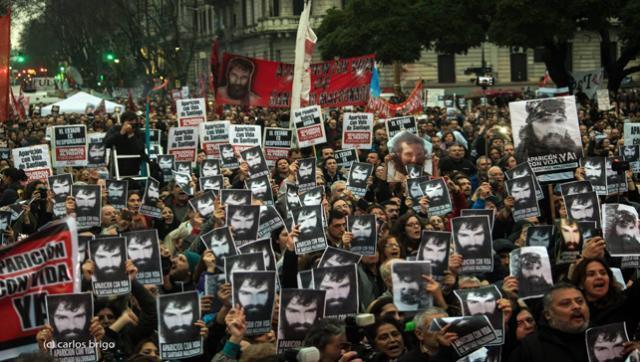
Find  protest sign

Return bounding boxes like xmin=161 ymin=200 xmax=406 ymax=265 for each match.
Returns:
xmin=452 ymin=216 xmax=493 ymax=274
xmin=510 ymin=246 xmax=553 ymax=299
xmin=431 ymin=316 xmax=498 ymax=358
xmin=299 ymin=186 xmax=323 ymax=207
xmin=157 ymin=155 xmax=175 ymax=183
xmin=168 ymin=127 xmax=199 ymax=162
xmin=227 ymin=205 xmax=261 ymax=248
xmin=139 ymin=177 xmax=162 ymax=219
xmin=296 ymin=158 xmax=317 ymax=192
xmin=277 ymin=289 xmax=326 ymax=353
xmin=596 ymin=89 xmax=612 ymax=111
xmin=506 ymin=176 xmax=541 ymax=221
xmin=572 ymin=68 xmax=604 ymax=99
xmin=585 ymin=323 xmax=629 ymax=362
xmin=52 ymin=125 xmax=88 ymax=167
xmin=200 ymin=159 xmax=221 ymax=177
xmin=418 ymin=231 xmax=450 ymax=278
xmin=246 ymin=176 xmax=274 ymax=205
xmin=391 ymin=261 xmax=432 ymax=312
xmin=88 ymin=237 xmax=131 ymax=296
xmin=347 ymin=215 xmax=377 ymax=256
xmin=200 ymin=176 xmax=223 ymax=194
xmin=293 ymin=105 xmax=327 ymax=148
xmin=201 ymin=226 xmax=237 ymax=262
xmin=240 ymin=146 xmax=269 ymax=179
xmin=312 ymin=264 xmax=359 ymax=319
xmin=87 ymin=132 xmax=107 ymax=167
xmin=124 ymin=229 xmax=163 ymax=285
xmin=257 ymin=205 xmax=285 ymax=239
xmin=385 ymin=116 xmax=417 ymax=138
xmin=45 ymin=292 xmax=98 ymax=361
xmin=0 ymin=219 xmax=80 ymax=360
xmin=334 ymin=149 xmax=358 ymax=169
xmin=106 ymin=180 xmax=128 ymax=211
xmin=237 ymin=239 xmax=277 ymax=271
xmin=221 ymin=189 xmax=252 ymax=206
xmin=263 ymin=128 xmax=293 ymax=166
xmin=420 ymin=178 xmax=453 ymax=216
xmin=224 ymin=253 xmax=265 ymax=282
xmin=454 ymin=285 xmax=504 ymax=345
xmin=48 ymin=173 xmax=72 ymax=217
xmin=12 ymin=145 xmax=52 ymax=181
xmin=318 ymin=247 xmax=362 ymax=267
xmin=219 ymin=144 xmax=240 ymax=169
xmin=73 ymin=185 xmax=101 ymax=229
xmin=581 ymin=157 xmax=607 ymax=195
xmin=460 ymin=209 xmax=495 ymax=229
xmin=563 ymin=191 xmax=600 ymax=225
xmin=525 ymin=225 xmax=555 ymax=248
xmin=232 ymin=271 xmax=276 ymax=336
xmin=189 ymin=191 xmax=216 ymax=218
xmin=426 ymin=88 xmax=445 ymax=108
xmin=602 ymin=204 xmax=640 ymax=257
xmin=342 ymin=113 xmax=373 ymax=149
xmin=505 ymin=162 xmax=544 ymax=200
xmin=229 ymin=124 xmax=261 ymax=153
xmin=292 ymin=206 xmax=327 ymax=255
xmin=199 ymin=121 xmax=230 ymax=158
xmin=346 ymin=162 xmax=373 ymax=197
xmin=157 ymin=291 xmax=203 ymax=359
xmin=177 ymin=98 xmax=206 ymax=127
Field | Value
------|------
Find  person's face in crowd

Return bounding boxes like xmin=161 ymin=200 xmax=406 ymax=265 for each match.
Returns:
xmin=351 ymin=166 xmax=369 ymax=182
xmin=511 ymin=181 xmax=532 ymax=206
xmin=488 ymin=167 xmax=505 ymax=184
xmin=108 ymin=183 xmax=124 ymax=198
xmin=302 ymin=190 xmax=322 ymax=206
xmin=421 ymin=237 xmax=447 ymax=266
xmin=367 ymin=152 xmax=381 ymax=165
xmin=222 ymin=147 xmax=235 ymax=160
xmin=94 ymin=244 xmax=123 ymax=275
xmin=457 ymin=178 xmax=472 ymax=196
xmin=593 ymin=332 xmax=626 ymax=362
xmin=545 ymin=288 xmax=589 ymax=333
xmin=162 ymin=207 xmax=174 ymax=223
xmin=163 ymin=301 xmax=194 ymax=338
xmin=404 ymin=216 xmax=422 ymax=240
xmin=328 ymin=216 xmax=347 ymax=241
xmin=53 ymin=302 xmax=87 ymax=340
xmin=351 ymin=220 xmax=372 ymax=242
xmin=333 ymin=199 xmax=351 ymax=215
xmin=416 ymin=312 xmax=448 ymax=350
xmin=78 ymin=169 xmax=90 ymax=183
xmin=97 ymin=307 xmax=116 ymax=329
xmin=560 ymin=220 xmax=581 ymax=251
xmin=320 ymin=273 xmax=351 ymax=310
xmin=457 ymin=222 xmax=485 ymax=253
xmin=400 ymin=141 xmax=426 ymax=165
xmin=277 ymin=159 xmax=290 ymax=173
xmin=298 ymin=210 xmax=319 ymax=237
xmin=321 ymin=148 xmax=334 ymax=160
xmin=128 ymin=236 xmax=154 ymax=264
xmin=424 ymin=182 xmax=444 ymax=202
xmin=52 ymin=179 xmax=70 ymax=195
xmin=159 ymin=157 xmax=173 ymax=169
xmin=375 ymin=129 xmax=387 ymax=143
xmin=384 ymin=204 xmax=400 ymax=222
xmin=170 ymin=254 xmax=191 ymax=279
xmin=429 ymin=216 xmax=444 ymax=231
xmin=466 ymin=291 xmax=496 ymax=315
xmin=531 ymin=109 xmax=569 ymax=146
xmin=383 ymin=237 xmax=402 ymax=260
xmin=333 ymin=182 xmax=347 ymax=196
xmin=504 ymin=143 xmax=515 ymax=156
xmin=448 ymin=145 xmax=464 ymax=160
xmin=284 ymin=296 xmax=318 ymax=335
xmin=374 ymin=323 xmax=405 ymax=359
xmin=325 ymin=159 xmax=338 ymax=174
xmin=298 ymin=161 xmax=313 ymax=178
xmin=370 ymin=207 xmax=387 ymax=224
xmin=227 ymin=64 xmax=252 ymax=99
xmin=128 ymin=194 xmax=141 ymax=213
xmin=230 ymin=210 xmax=256 ymax=237
xmin=321 ymin=333 xmax=349 ymax=362
xmin=76 ymin=190 xmax=97 ymax=210
xmin=515 ymin=309 xmax=536 ymax=341
xmin=139 ymin=341 xmax=159 ymax=358
xmin=614 ymin=218 xmax=640 ymax=244
xmin=379 ymin=302 xmax=402 ymax=322
xmin=210 ymin=233 xmax=230 ymax=257
xmin=101 ymin=205 xmax=118 ymax=226
xmin=394 ymin=273 xmax=419 ymax=306
xmin=238 ymin=279 xmax=269 ymax=315
xmin=202 ymin=162 xmax=219 ymax=177
xmin=569 ymin=198 xmax=594 ymax=220
xmin=245 ymin=152 xmax=261 ymax=169
xmin=582 ymin=261 xmax=610 ymax=301
xmin=89 ymin=144 xmax=105 ymax=159
xmin=584 ymin=161 xmax=603 ymax=179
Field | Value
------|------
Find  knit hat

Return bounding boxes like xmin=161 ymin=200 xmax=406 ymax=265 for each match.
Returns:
xmin=183 ymin=251 xmax=201 ymax=274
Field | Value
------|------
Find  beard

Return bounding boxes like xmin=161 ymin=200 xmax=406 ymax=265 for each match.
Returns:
xmin=228 ymin=84 xmax=249 ymax=100
xmin=165 ymin=324 xmax=199 ymax=341
xmin=400 ymin=289 xmax=419 ymax=305
xmin=58 ymin=328 xmax=84 ymax=341
xmin=244 ymin=304 xmax=267 ymax=321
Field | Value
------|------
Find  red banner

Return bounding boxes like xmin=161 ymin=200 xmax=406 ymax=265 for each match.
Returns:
xmin=366 ymin=81 xmax=424 ymax=118
xmin=0 ymin=11 xmax=9 ymax=121
xmin=0 ymin=219 xmax=80 ymax=359
xmin=215 ymin=53 xmax=374 ymax=108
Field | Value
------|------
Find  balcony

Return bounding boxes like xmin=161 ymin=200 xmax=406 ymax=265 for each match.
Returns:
xmin=225 ymin=16 xmax=324 ymax=39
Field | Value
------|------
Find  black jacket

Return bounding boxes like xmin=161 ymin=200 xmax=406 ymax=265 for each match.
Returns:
xmin=104 ymin=125 xmax=148 ymax=176
xmin=507 ymin=324 xmax=588 ymax=362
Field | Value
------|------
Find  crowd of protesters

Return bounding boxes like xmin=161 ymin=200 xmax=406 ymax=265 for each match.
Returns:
xmin=2 ymin=87 xmax=640 ymax=362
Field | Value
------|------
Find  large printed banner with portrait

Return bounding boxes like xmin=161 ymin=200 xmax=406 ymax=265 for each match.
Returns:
xmin=11 ymin=144 xmax=52 ymax=182
xmin=0 ymin=218 xmax=80 ymax=360
xmin=510 ymin=96 xmax=583 ymax=183
xmin=216 ymin=53 xmax=374 ymax=108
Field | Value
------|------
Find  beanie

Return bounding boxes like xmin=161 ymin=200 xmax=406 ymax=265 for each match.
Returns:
xmin=183 ymin=251 xmax=201 ymax=274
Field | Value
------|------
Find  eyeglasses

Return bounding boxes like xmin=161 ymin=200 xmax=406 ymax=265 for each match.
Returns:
xmin=406 ymin=222 xmax=421 ymax=228
xmin=516 ymin=317 xmax=535 ymax=327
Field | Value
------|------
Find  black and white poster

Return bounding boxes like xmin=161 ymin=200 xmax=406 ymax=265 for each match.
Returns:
xmin=297 ymin=270 xmax=314 ymax=289
xmin=201 ymin=226 xmax=237 ymax=260
xmin=346 ymin=162 xmax=373 ymax=197
xmin=246 ymin=175 xmax=274 ymax=205
xmin=510 ymin=96 xmax=582 ymax=182
xmin=231 ymin=271 xmax=277 ymax=336
xmin=175 ymin=161 xmax=192 ymax=174
xmin=460 ymin=209 xmax=495 ymax=229
xmin=581 ymin=157 xmax=607 ymax=195
xmin=299 ymin=186 xmax=324 ymax=207
xmin=407 ymin=175 xmax=429 ymax=211
xmin=420 ymin=178 xmax=453 ymax=216
xmin=606 ymin=157 xmax=628 ymax=196
xmin=174 ymin=171 xmax=194 ymax=195
xmin=452 ymin=216 xmax=493 ymax=274
xmin=157 ymin=155 xmax=175 ymax=183
xmin=0 ymin=211 xmax=11 ymax=244
xmin=283 ymin=183 xmax=302 ymax=212
xmin=557 ymin=220 xmax=583 ymax=264
xmin=139 ymin=177 xmax=162 ymax=218
xmin=87 ymin=132 xmax=107 ymax=168
xmin=263 ymin=128 xmax=293 ymax=167
xmin=189 ymin=191 xmax=216 ymax=218
xmin=334 ymin=149 xmax=358 ymax=169
xmin=124 ymin=229 xmax=163 ymax=285
xmin=89 ymin=236 xmax=131 ymax=296
xmin=505 ymin=175 xmax=540 ymax=221
xmin=318 ymin=246 xmax=362 ymax=267
xmin=240 ymin=146 xmax=270 ymax=179
xmin=505 ymin=162 xmax=544 ymax=200
xmin=227 ymin=205 xmax=261 ymax=248
xmin=258 ymin=205 xmax=285 ymax=239
xmin=45 ymin=292 xmax=98 ymax=362
xmin=418 ymin=231 xmax=450 ymax=277
xmin=73 ymin=184 xmax=101 ymax=229
xmin=347 ymin=214 xmax=377 ymax=256
xmin=200 ymin=159 xmax=221 ymax=177
xmin=106 ymin=179 xmax=128 ymax=211
xmin=293 ymin=105 xmax=327 ymax=148
xmin=238 ymin=238 xmax=277 ymax=271
xmin=431 ymin=316 xmax=498 ymax=358
xmin=509 ymin=246 xmax=553 ymax=299
xmin=292 ymin=205 xmax=327 ymax=255
xmin=560 ymin=180 xmax=593 ymax=196
xmin=405 ymin=163 xmax=424 ymax=179
xmin=157 ymin=291 xmax=203 ymax=359
xmin=603 ymin=203 xmax=640 ymax=256
xmin=224 ymin=253 xmax=265 ymax=283
xmin=385 ymin=116 xmax=417 ymax=138
xmin=563 ymin=191 xmax=600 ymax=224
xmin=221 ymin=189 xmax=252 ymax=206
xmin=578 ymin=221 xmax=600 ymax=241
xmin=52 ymin=124 xmax=88 ymax=168
xmin=386 ymin=130 xmax=433 ymax=182
xmin=312 ymin=264 xmax=358 ymax=319
xmin=219 ymin=144 xmax=240 ymax=169
xmin=277 ymin=289 xmax=326 ymax=353
xmin=204 ymin=273 xmax=227 ymax=297
xmin=620 ymin=145 xmax=640 ymax=173
xmin=200 ymin=175 xmax=224 ymax=193
xmin=229 ymin=124 xmax=261 ymax=153
xmin=585 ymin=322 xmax=629 ymax=362
xmin=48 ymin=173 xmax=72 ymax=217
xmin=454 ymin=285 xmax=504 ymax=345
xmin=199 ymin=120 xmax=229 ymax=158
xmin=525 ymin=225 xmax=554 ymax=248
xmin=296 ymin=157 xmax=317 ymax=192
xmin=391 ymin=261 xmax=433 ymax=312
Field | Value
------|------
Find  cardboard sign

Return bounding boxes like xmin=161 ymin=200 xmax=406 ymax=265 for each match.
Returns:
xmin=596 ymin=89 xmax=612 ymax=111
xmin=293 ymin=106 xmax=327 ymax=148
xmin=87 ymin=132 xmax=107 ymax=168
xmin=385 ymin=116 xmax=417 ymax=138
xmin=11 ymin=144 xmax=52 ymax=181
xmin=177 ymin=98 xmax=207 ymax=127
xmin=342 ymin=113 xmax=373 ymax=149
xmin=168 ymin=127 xmax=199 ymax=162
xmin=229 ymin=125 xmax=261 ymax=153
xmin=263 ymin=128 xmax=293 ymax=166
xmin=52 ymin=125 xmax=88 ymax=167
xmin=199 ymin=121 xmax=230 ymax=158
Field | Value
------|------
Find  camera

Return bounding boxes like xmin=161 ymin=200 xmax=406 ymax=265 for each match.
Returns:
xmin=611 ymin=156 xmax=629 ymax=175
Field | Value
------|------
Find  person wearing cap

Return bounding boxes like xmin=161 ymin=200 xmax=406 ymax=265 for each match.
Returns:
xmin=163 ymin=250 xmax=201 ymax=293
xmin=104 ymin=111 xmax=149 ymax=177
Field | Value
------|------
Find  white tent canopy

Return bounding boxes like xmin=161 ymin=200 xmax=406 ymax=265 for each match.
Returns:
xmin=40 ymin=91 xmax=124 ymax=116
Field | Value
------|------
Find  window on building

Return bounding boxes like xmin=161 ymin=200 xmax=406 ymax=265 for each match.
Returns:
xmin=510 ymin=51 xmax=528 ymax=82
xmin=533 ymin=47 xmax=545 ymax=63
xmin=437 ymin=54 xmax=455 ymax=83
xmin=601 ymin=41 xmax=617 ymax=66
xmin=242 ymin=0 xmax=247 ymax=26
xmin=271 ymin=0 xmax=280 ymax=16
xmin=262 ymin=0 xmax=266 ymax=17
xmin=293 ymin=0 xmax=304 ymax=15
xmin=565 ymin=43 xmax=573 ymax=72
xmin=250 ymin=0 xmax=255 ymax=24
xmin=276 ymin=50 xmax=282 ymax=62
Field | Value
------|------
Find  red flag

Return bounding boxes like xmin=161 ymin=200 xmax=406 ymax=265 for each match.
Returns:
xmin=127 ymin=89 xmax=137 ymax=112
xmin=8 ymin=86 xmax=19 ymax=120
xmin=0 ymin=10 xmax=10 ymax=122
xmin=210 ymin=38 xmax=220 ymax=96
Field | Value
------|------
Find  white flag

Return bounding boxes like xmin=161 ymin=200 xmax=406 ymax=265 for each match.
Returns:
xmin=291 ymin=0 xmax=317 ymax=124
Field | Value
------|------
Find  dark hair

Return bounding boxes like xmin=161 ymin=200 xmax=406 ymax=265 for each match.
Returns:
xmin=328 ymin=208 xmax=347 ymax=225
xmin=570 ymin=258 xmax=621 ymax=307
xmin=303 ymin=318 xmax=346 ymax=350
xmin=364 ymin=315 xmax=404 ymax=351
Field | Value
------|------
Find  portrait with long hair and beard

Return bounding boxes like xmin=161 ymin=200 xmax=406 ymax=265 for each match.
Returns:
xmin=313 ymin=264 xmax=359 ymax=318
xmin=158 ymin=292 xmax=201 ymax=346
xmin=603 ymin=203 xmax=640 ymax=256
xmin=454 ymin=284 xmax=504 ymax=344
xmin=387 ymin=130 xmax=431 ymax=179
xmin=216 ymin=56 xmax=262 ymax=106
xmin=46 ymin=293 xmax=93 ymax=344
xmin=232 ymin=271 xmax=276 ymax=335
xmin=586 ymin=322 xmax=630 ymax=362
xmin=391 ymin=261 xmax=432 ymax=312
xmin=510 ymin=246 xmax=553 ymax=299
xmin=278 ymin=289 xmax=325 ymax=342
